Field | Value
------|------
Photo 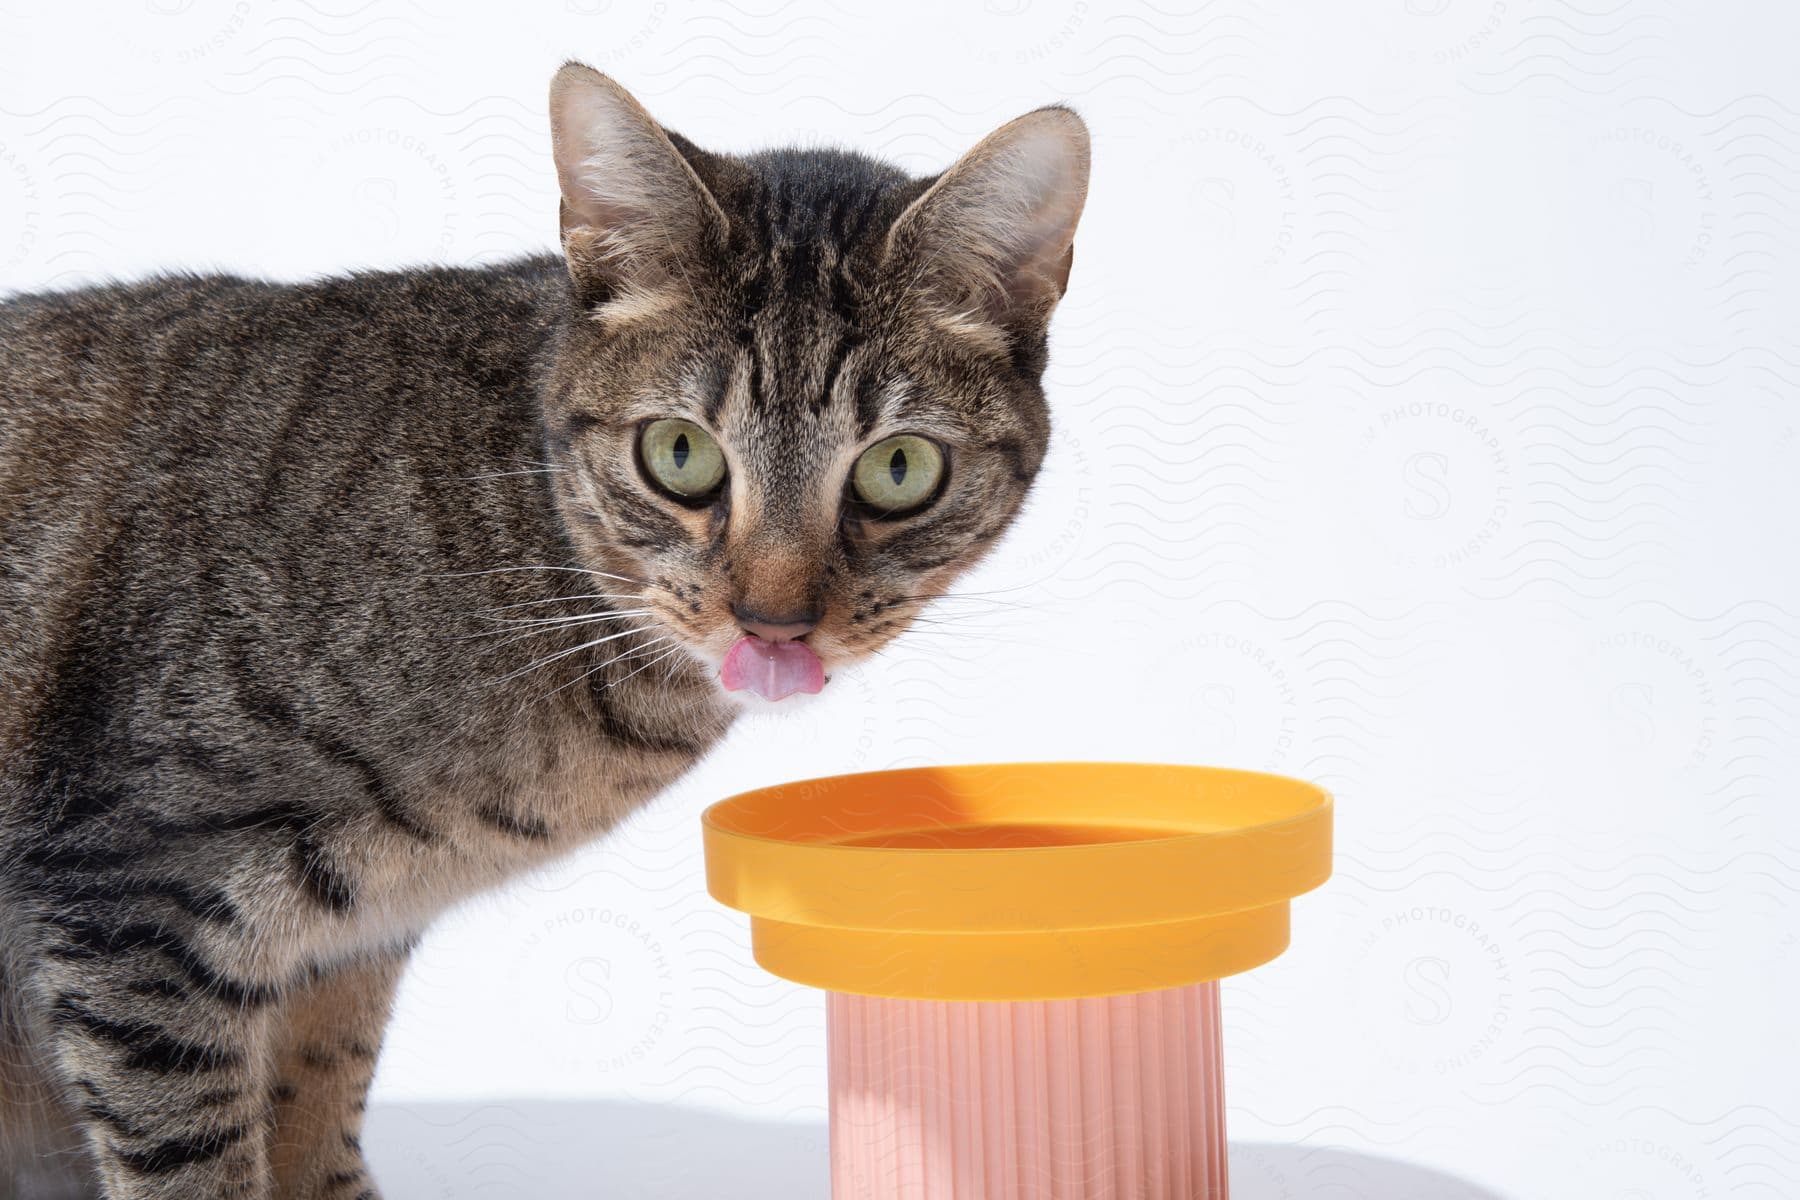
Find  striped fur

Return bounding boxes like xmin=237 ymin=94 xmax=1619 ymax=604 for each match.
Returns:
xmin=0 ymin=65 xmax=1087 ymax=1198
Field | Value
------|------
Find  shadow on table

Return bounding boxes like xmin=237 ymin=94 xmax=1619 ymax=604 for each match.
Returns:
xmin=1231 ymin=1140 xmax=1508 ymax=1199
xmin=368 ymin=1101 xmax=1508 ymax=1199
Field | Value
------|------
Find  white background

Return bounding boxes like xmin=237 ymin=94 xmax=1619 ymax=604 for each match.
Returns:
xmin=5 ymin=2 xmax=1798 ymax=1197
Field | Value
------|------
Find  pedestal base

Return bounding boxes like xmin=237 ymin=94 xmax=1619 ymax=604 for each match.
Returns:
xmin=828 ymin=982 xmax=1227 ymax=1199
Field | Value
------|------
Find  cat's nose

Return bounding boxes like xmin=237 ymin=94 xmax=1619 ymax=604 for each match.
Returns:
xmin=732 ymin=602 xmax=819 ymax=643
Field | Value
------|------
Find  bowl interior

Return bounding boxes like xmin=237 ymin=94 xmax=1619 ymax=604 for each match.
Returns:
xmin=830 ymin=821 xmax=1182 ymax=849
xmin=706 ymin=762 xmax=1327 ymax=850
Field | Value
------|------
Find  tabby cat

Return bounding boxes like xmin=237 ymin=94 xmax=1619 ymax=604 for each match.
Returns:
xmin=0 ymin=63 xmax=1089 ymax=1198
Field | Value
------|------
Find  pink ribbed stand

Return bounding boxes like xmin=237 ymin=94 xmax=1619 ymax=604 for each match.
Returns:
xmin=828 ymin=981 xmax=1227 ymax=1199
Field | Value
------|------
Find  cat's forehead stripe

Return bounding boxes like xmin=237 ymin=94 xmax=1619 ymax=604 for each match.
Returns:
xmin=866 ymin=379 xmax=912 ymax=437
xmin=695 ymin=358 xmax=732 ymax=426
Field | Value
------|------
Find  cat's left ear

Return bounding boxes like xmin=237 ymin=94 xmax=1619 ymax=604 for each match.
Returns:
xmin=886 ymin=106 xmax=1091 ymax=334
xmin=548 ymin=63 xmax=727 ymax=306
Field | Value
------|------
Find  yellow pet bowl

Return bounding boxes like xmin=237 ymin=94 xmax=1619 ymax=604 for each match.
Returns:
xmin=702 ymin=762 xmax=1333 ymax=1001
xmin=703 ymin=762 xmax=1333 ymax=1198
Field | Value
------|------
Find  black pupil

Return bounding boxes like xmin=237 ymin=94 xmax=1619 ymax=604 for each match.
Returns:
xmin=672 ymin=432 xmax=690 ymax=470
xmin=888 ymin=447 xmax=908 ymax=486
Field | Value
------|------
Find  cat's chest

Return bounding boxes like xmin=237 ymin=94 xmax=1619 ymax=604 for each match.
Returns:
xmin=340 ymin=693 xmax=734 ymax=944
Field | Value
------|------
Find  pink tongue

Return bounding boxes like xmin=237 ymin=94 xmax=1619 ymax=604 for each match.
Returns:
xmin=720 ymin=635 xmax=826 ymax=702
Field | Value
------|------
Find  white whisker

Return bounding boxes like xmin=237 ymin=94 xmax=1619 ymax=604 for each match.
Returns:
xmin=474 ymin=608 xmax=653 ymax=629
xmin=901 ymin=612 xmax=1012 ymax=630
xmin=538 ymin=636 xmax=675 ymax=702
xmin=442 ymin=467 xmax=569 ymax=482
xmin=486 ymin=625 xmax=652 ymax=687
xmin=428 ymin=565 xmax=646 ymax=585
xmin=897 ymin=592 xmax=1034 ymax=611
xmin=475 ymin=592 xmax=644 ymax=614
xmin=448 ymin=610 xmax=658 ymax=645
xmin=596 ymin=643 xmax=688 ymax=692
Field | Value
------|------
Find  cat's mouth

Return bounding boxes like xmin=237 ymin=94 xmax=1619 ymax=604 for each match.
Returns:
xmin=717 ymin=634 xmax=826 ymax=703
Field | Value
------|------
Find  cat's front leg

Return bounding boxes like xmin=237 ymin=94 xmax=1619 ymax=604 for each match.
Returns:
xmin=267 ymin=946 xmax=409 ymax=1199
xmin=34 ymin=944 xmax=277 ymax=1199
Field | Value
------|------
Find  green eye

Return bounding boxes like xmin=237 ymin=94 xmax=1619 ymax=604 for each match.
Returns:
xmin=852 ymin=435 xmax=945 ymax=516
xmin=640 ymin=418 xmax=726 ymax=500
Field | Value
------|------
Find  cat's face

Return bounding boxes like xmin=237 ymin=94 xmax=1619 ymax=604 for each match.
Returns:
xmin=541 ymin=67 xmax=1088 ymax=701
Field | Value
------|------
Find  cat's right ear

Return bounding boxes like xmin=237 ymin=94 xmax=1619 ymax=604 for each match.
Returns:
xmin=548 ymin=63 xmax=726 ymax=308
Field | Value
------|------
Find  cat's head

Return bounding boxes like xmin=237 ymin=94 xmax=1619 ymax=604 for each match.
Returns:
xmin=540 ymin=64 xmax=1088 ymax=703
